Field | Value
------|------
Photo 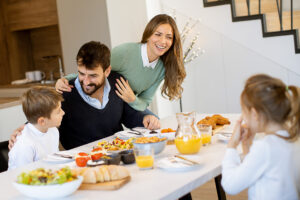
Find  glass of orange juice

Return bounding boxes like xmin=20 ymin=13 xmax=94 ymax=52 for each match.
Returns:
xmin=197 ymin=124 xmax=212 ymax=145
xmin=134 ymin=147 xmax=154 ymax=170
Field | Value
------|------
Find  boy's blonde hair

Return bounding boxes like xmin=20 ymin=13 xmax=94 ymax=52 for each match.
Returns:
xmin=22 ymin=86 xmax=63 ymax=124
xmin=241 ymin=74 xmax=300 ymax=140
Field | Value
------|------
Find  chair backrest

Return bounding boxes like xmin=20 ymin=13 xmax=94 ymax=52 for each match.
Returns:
xmin=0 ymin=141 xmax=9 ymax=172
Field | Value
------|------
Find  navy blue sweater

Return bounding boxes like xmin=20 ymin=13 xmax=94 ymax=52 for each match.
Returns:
xmin=59 ymin=71 xmax=146 ymax=150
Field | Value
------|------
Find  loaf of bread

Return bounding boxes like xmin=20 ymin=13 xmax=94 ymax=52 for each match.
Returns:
xmin=71 ymin=165 xmax=130 ymax=184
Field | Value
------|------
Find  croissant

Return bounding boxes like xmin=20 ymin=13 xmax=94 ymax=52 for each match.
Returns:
xmin=71 ymin=165 xmax=130 ymax=184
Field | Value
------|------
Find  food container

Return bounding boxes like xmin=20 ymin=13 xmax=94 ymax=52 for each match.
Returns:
xmin=102 ymin=153 xmax=121 ymax=165
xmin=119 ymin=150 xmax=135 ymax=164
xmin=133 ymin=137 xmax=167 ymax=155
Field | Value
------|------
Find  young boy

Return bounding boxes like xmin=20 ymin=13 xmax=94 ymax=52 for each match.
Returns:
xmin=8 ymin=86 xmax=64 ymax=170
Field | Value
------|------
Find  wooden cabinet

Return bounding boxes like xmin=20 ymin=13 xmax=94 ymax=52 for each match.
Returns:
xmin=0 ymin=0 xmax=63 ymax=85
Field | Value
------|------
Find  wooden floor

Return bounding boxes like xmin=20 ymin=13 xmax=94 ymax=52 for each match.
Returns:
xmin=190 ymin=179 xmax=248 ymax=200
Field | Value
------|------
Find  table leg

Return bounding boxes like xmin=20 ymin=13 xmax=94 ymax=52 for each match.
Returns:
xmin=178 ymin=192 xmax=192 ymax=200
xmin=214 ymin=175 xmax=226 ymax=200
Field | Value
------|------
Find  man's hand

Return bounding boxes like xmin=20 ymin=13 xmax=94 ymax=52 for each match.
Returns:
xmin=8 ymin=124 xmax=25 ymax=150
xmin=115 ymin=77 xmax=136 ymax=103
xmin=55 ymin=77 xmax=73 ymax=94
xmin=143 ymin=115 xmax=160 ymax=130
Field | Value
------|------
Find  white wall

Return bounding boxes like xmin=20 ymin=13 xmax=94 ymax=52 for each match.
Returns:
xmin=56 ymin=0 xmax=111 ymax=74
xmin=149 ymin=0 xmax=300 ymax=118
xmin=0 ymin=105 xmax=26 ymax=142
xmin=106 ymin=0 xmax=148 ymax=47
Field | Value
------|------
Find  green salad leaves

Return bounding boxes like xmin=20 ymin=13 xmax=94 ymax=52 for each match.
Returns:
xmin=17 ymin=167 xmax=77 ymax=185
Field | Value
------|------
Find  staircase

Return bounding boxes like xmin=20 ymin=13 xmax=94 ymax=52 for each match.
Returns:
xmin=203 ymin=0 xmax=300 ymax=53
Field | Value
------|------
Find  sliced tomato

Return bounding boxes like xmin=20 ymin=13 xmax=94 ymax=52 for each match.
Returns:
xmin=92 ymin=147 xmax=102 ymax=152
xmin=91 ymin=153 xmax=103 ymax=161
xmin=77 ymin=152 xmax=89 ymax=157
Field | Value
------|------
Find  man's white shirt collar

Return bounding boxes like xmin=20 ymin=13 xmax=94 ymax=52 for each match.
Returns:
xmin=141 ymin=43 xmax=158 ymax=69
xmin=75 ymin=77 xmax=110 ymax=109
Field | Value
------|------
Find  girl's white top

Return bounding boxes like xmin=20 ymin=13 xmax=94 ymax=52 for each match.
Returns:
xmin=222 ymin=130 xmax=299 ymax=200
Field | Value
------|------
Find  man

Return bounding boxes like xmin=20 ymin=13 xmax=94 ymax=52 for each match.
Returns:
xmin=9 ymin=41 xmax=160 ymax=150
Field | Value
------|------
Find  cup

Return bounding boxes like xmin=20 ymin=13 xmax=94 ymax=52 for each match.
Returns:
xmin=33 ymin=70 xmax=45 ymax=81
xmin=197 ymin=124 xmax=212 ymax=145
xmin=25 ymin=71 xmax=35 ymax=81
xmin=134 ymin=147 xmax=154 ymax=170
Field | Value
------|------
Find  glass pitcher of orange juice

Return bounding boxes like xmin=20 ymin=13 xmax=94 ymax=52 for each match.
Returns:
xmin=174 ymin=112 xmax=202 ymax=154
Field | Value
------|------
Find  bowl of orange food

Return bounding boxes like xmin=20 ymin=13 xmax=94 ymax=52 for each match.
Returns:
xmin=133 ymin=136 xmax=167 ymax=154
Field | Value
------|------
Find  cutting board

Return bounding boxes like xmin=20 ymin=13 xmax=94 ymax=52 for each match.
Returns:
xmin=213 ymin=125 xmax=226 ymax=135
xmin=79 ymin=176 xmax=131 ymax=190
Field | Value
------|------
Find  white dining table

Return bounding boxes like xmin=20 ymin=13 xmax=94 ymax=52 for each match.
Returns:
xmin=0 ymin=113 xmax=240 ymax=200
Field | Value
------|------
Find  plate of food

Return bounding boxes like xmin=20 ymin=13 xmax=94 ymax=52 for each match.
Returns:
xmin=13 ymin=167 xmax=82 ymax=199
xmin=197 ymin=114 xmax=231 ymax=135
xmin=97 ymin=137 xmax=134 ymax=153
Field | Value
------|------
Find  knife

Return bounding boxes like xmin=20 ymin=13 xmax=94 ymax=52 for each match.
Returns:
xmin=174 ymin=155 xmax=200 ymax=165
xmin=53 ymin=153 xmax=73 ymax=159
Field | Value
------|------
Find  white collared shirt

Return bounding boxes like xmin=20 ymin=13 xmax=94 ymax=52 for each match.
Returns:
xmin=141 ymin=43 xmax=158 ymax=69
xmin=75 ymin=77 xmax=110 ymax=109
xmin=8 ymin=123 xmax=59 ymax=170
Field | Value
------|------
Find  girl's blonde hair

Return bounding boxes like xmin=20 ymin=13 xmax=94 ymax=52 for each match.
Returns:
xmin=141 ymin=14 xmax=186 ymax=100
xmin=241 ymin=74 xmax=300 ymax=140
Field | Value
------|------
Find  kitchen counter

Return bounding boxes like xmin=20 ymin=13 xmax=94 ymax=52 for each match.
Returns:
xmin=0 ymin=83 xmax=55 ymax=109
xmin=0 ymin=97 xmax=20 ymax=109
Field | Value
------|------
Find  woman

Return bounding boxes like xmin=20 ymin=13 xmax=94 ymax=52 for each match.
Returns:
xmin=56 ymin=14 xmax=186 ymax=112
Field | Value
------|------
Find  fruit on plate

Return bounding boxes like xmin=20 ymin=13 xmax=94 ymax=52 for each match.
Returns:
xmin=17 ymin=167 xmax=77 ymax=185
xmin=75 ymin=152 xmax=90 ymax=167
xmin=161 ymin=128 xmax=176 ymax=133
xmin=71 ymin=165 xmax=129 ymax=183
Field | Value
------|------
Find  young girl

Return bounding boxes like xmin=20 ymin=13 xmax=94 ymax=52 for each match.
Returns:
xmin=222 ymin=74 xmax=300 ymax=200
xmin=55 ymin=14 xmax=186 ymax=112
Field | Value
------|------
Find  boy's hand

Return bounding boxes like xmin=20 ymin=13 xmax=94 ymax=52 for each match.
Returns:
xmin=143 ymin=115 xmax=160 ymax=130
xmin=8 ymin=124 xmax=25 ymax=150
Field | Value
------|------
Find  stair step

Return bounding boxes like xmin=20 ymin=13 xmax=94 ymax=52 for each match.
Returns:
xmin=234 ymin=0 xmax=278 ymax=16
xmin=265 ymin=11 xmax=300 ymax=31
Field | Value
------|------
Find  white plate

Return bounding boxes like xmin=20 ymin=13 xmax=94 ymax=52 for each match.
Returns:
xmin=13 ymin=176 xmax=83 ymax=199
xmin=42 ymin=151 xmax=78 ymax=164
xmin=216 ymin=132 xmax=232 ymax=142
xmin=114 ymin=130 xmax=143 ymax=140
xmin=156 ymin=156 xmax=201 ymax=172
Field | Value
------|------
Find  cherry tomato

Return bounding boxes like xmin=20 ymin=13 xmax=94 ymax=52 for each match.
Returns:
xmin=75 ymin=152 xmax=90 ymax=167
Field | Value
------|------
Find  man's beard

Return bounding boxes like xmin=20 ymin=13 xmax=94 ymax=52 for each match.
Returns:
xmin=80 ymin=77 xmax=105 ymax=96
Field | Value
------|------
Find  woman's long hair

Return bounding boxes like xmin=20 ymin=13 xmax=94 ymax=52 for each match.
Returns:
xmin=141 ymin=14 xmax=186 ymax=100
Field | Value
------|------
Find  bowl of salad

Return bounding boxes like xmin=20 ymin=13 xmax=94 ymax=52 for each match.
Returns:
xmin=12 ymin=167 xmax=82 ymax=199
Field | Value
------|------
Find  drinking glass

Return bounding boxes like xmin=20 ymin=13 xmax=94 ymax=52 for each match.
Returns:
xmin=134 ymin=147 xmax=154 ymax=170
xmin=197 ymin=124 xmax=212 ymax=145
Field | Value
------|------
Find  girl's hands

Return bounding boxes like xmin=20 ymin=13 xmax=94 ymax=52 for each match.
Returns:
xmin=228 ymin=117 xmax=244 ymax=148
xmin=115 ymin=77 xmax=136 ymax=103
xmin=241 ymin=126 xmax=255 ymax=155
xmin=55 ymin=77 xmax=73 ymax=94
